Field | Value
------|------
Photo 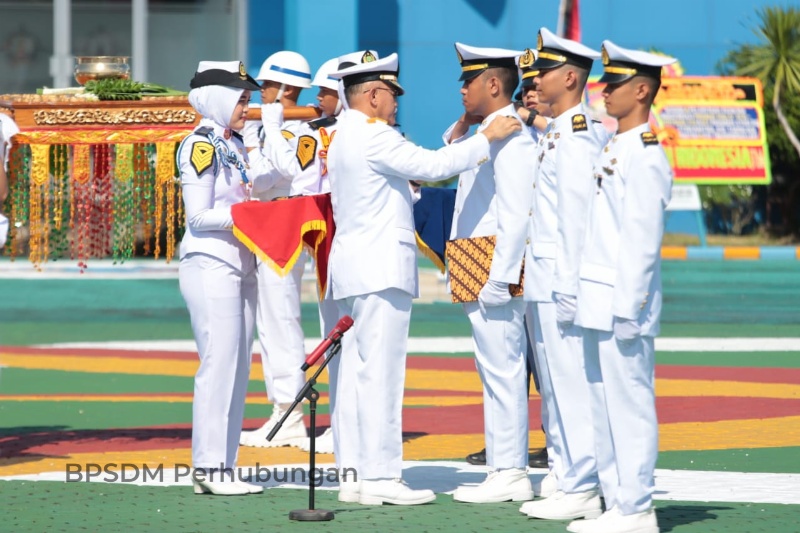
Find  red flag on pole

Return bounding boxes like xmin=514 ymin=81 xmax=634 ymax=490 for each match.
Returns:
xmin=566 ymin=0 xmax=581 ymax=41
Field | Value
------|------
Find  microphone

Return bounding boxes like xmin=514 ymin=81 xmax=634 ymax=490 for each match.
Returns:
xmin=301 ymin=315 xmax=354 ymax=371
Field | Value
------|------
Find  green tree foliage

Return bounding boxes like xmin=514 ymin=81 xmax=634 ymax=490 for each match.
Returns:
xmin=714 ymin=5 xmax=800 ymax=236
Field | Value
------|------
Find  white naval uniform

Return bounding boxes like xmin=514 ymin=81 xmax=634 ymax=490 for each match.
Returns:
xmin=575 ymin=123 xmax=672 ymax=515
xmin=327 ymin=108 xmax=491 ymax=480
xmin=447 ymin=104 xmax=536 ymax=470
xmin=177 ymin=119 xmax=257 ymax=469
xmin=248 ymin=118 xmax=308 ymax=406
xmin=524 ymin=103 xmax=605 ymax=494
xmin=261 ymin=113 xmax=343 ymax=412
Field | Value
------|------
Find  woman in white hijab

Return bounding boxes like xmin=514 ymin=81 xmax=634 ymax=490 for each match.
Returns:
xmin=178 ymin=60 xmax=262 ymax=496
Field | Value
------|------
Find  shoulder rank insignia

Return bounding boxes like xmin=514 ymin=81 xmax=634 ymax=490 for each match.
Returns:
xmin=572 ymin=114 xmax=588 ymax=132
xmin=308 ymin=116 xmax=337 ymax=130
xmin=296 ymin=135 xmax=318 ymax=171
xmin=190 ymin=140 xmax=215 ymax=175
xmin=641 ymin=132 xmax=659 ymax=146
xmin=367 ymin=117 xmax=387 ymax=124
xmin=281 ymin=130 xmax=296 ymax=140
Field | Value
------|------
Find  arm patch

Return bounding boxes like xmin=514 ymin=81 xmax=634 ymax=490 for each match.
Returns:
xmin=572 ymin=114 xmax=588 ymax=132
xmin=189 ymin=141 xmax=215 ymax=175
xmin=296 ymin=135 xmax=318 ymax=171
xmin=641 ymin=132 xmax=659 ymax=146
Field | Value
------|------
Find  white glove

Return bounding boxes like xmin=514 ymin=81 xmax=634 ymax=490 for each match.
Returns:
xmin=241 ymin=120 xmax=261 ymax=149
xmin=554 ymin=293 xmax=577 ymax=332
xmin=261 ymin=102 xmax=284 ymax=128
xmin=478 ymin=280 xmax=511 ymax=313
xmin=613 ymin=316 xmax=641 ymax=347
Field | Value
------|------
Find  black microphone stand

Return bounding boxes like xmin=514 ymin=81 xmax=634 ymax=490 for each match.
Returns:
xmin=266 ymin=338 xmax=342 ymax=521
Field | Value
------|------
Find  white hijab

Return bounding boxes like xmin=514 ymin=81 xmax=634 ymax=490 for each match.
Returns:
xmin=188 ymin=85 xmax=244 ymax=129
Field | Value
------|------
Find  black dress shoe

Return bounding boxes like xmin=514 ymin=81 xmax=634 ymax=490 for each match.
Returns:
xmin=528 ymin=447 xmax=548 ymax=469
xmin=466 ymin=448 xmax=486 ymax=465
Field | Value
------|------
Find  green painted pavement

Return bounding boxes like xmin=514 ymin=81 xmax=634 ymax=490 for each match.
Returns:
xmin=657 ymin=447 xmax=800 ymax=474
xmin=2 ymin=481 xmax=798 ymax=533
xmin=2 ymin=261 xmax=800 ymax=345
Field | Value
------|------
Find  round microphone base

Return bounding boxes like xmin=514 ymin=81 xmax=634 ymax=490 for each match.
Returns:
xmin=289 ymin=509 xmax=335 ymax=521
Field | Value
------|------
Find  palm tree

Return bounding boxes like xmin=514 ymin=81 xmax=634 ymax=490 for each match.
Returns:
xmin=736 ymin=6 xmax=800 ymax=158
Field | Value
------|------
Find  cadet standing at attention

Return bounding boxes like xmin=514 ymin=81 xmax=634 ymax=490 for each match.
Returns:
xmin=444 ymin=43 xmax=537 ymax=505
xmin=520 ymin=28 xmax=604 ymax=521
xmin=569 ymin=42 xmax=676 ymax=533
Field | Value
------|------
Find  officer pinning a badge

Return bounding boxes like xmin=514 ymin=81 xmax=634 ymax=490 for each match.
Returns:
xmin=178 ymin=60 xmax=262 ymax=496
xmin=443 ymin=42 xmax=537 ymax=505
xmin=520 ymin=27 xmax=606 ymax=521
xmin=239 ymin=50 xmax=314 ymax=451
xmin=570 ymin=42 xmax=676 ymax=533
xmin=325 ymin=51 xmax=520 ymax=506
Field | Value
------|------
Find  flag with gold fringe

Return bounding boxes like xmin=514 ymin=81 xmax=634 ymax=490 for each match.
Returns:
xmin=232 ymin=193 xmax=335 ymax=299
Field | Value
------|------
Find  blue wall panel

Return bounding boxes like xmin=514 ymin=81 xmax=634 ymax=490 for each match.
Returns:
xmin=249 ymin=0 xmax=799 ymax=147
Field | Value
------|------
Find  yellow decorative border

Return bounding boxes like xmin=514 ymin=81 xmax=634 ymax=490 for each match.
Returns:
xmin=234 ymin=219 xmax=329 ymax=299
xmin=14 ymin=129 xmax=190 ymax=145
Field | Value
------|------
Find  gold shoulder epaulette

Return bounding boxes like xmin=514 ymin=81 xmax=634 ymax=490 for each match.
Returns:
xmin=367 ymin=117 xmax=388 ymax=125
xmin=641 ymin=132 xmax=659 ymax=146
xmin=572 ymin=114 xmax=588 ymax=132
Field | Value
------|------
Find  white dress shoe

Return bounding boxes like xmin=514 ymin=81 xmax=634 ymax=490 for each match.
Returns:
xmin=533 ymin=470 xmax=558 ymax=498
xmin=298 ymin=427 xmax=334 ymax=454
xmin=193 ymin=479 xmax=253 ymax=496
xmin=358 ymin=479 xmax=436 ymax=506
xmin=235 ymin=480 xmax=264 ymax=494
xmin=569 ymin=506 xmax=659 ymax=533
xmin=240 ymin=403 xmax=308 ymax=448
xmin=452 ymin=468 xmax=533 ymax=503
xmin=521 ymin=489 xmax=602 ymax=520
xmin=338 ymin=478 xmax=360 ymax=503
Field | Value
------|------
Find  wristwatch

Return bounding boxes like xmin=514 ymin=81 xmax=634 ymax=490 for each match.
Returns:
xmin=525 ymin=108 xmax=539 ymax=127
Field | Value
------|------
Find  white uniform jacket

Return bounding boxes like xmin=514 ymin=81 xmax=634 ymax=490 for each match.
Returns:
xmin=447 ymin=104 xmax=537 ymax=284
xmin=575 ymin=123 xmax=673 ymax=336
xmin=249 ymin=120 xmax=303 ymax=200
xmin=261 ymin=114 xmax=339 ymax=196
xmin=525 ymin=103 xmax=606 ymax=302
xmin=177 ymin=119 xmax=253 ymax=270
xmin=327 ymin=109 xmax=491 ymax=300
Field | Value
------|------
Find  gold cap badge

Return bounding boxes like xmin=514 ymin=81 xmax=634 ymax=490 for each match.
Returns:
xmin=537 ymin=31 xmax=543 ymax=51
xmin=239 ymin=62 xmax=247 ymax=79
xmin=519 ymin=48 xmax=534 ymax=69
xmin=362 ymin=51 xmax=376 ymax=63
xmin=601 ymin=45 xmax=609 ymax=66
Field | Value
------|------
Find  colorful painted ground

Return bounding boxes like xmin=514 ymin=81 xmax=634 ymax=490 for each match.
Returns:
xmin=1 ymin=260 xmax=799 ymax=532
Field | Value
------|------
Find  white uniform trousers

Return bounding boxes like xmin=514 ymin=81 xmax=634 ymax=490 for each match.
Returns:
xmin=583 ymin=329 xmax=658 ymax=514
xmin=464 ymin=298 xmax=529 ymax=469
xmin=180 ymin=253 xmax=257 ymax=469
xmin=255 ymin=251 xmax=306 ymax=404
xmin=332 ymin=288 xmax=412 ymax=480
xmin=532 ymin=301 xmax=598 ymax=493
xmin=525 ymin=305 xmax=552 ymax=466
